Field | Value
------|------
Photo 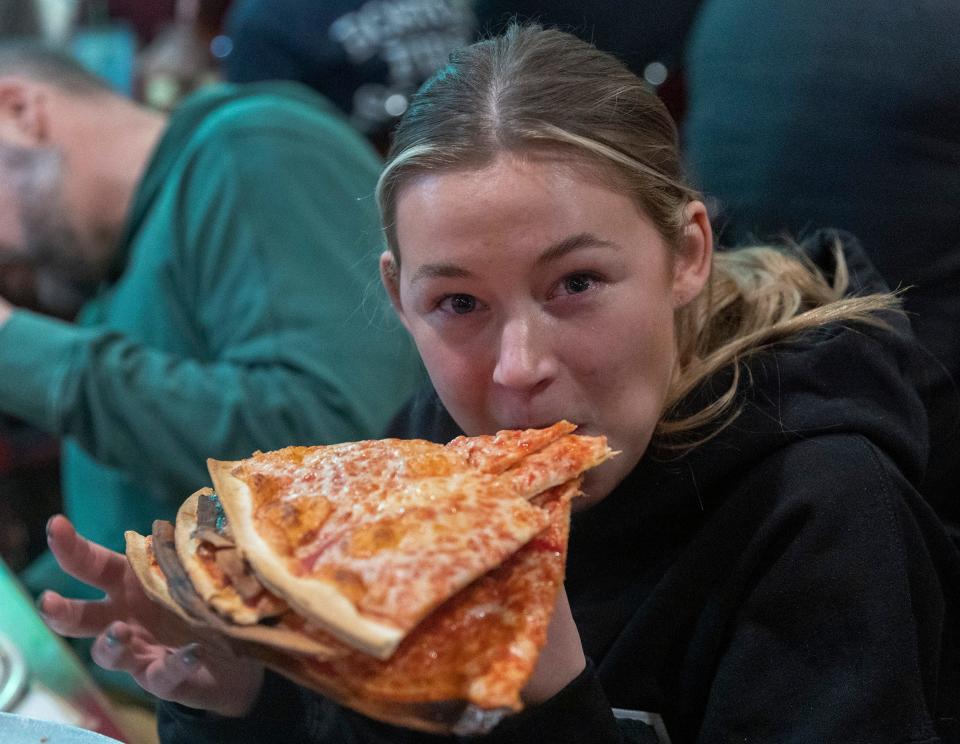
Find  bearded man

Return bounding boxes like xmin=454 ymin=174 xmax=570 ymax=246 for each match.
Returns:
xmin=0 ymin=44 xmax=423 ymax=598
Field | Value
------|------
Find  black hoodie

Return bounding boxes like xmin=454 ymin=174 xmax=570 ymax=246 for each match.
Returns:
xmin=159 ymin=232 xmax=960 ymax=743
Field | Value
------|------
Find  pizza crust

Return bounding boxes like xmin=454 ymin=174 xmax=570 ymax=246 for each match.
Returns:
xmin=208 ymin=458 xmax=405 ymax=659
xmin=175 ymin=488 xmax=285 ymax=625
xmin=125 ymin=530 xmax=195 ymax=624
xmin=145 ymin=518 xmax=346 ymax=659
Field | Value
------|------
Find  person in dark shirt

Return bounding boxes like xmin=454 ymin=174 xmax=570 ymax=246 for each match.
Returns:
xmin=37 ymin=25 xmax=960 ymax=743
xmin=682 ymin=0 xmax=960 ymax=540
xmin=222 ymin=0 xmax=475 ymax=154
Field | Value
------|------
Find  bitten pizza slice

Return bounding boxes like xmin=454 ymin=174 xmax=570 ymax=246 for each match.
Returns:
xmin=447 ymin=420 xmax=615 ymax=498
xmin=252 ymin=479 xmax=579 ymax=736
xmin=502 ymin=433 xmax=615 ymax=497
xmin=209 ymin=449 xmax=550 ymax=659
xmin=209 ymin=427 xmax=612 ymax=658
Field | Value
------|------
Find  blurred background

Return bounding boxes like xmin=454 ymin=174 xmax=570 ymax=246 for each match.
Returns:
xmin=0 ymin=0 xmax=231 ymax=578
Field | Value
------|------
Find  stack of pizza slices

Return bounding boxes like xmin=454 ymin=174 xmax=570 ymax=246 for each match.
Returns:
xmin=124 ymin=421 xmax=613 ymax=734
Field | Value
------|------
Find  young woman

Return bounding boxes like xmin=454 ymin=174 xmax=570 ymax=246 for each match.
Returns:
xmin=39 ymin=26 xmax=960 ymax=743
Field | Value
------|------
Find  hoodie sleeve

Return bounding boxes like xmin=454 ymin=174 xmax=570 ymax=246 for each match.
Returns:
xmin=0 ymin=117 xmax=421 ymax=502
xmin=693 ymin=433 xmax=952 ymax=743
xmin=156 ymin=663 xmax=658 ymax=744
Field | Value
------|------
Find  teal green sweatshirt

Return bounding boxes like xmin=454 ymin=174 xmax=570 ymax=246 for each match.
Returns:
xmin=0 ymin=83 xmax=423 ymax=596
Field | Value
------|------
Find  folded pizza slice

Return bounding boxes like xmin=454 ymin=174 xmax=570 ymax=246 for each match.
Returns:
xmin=210 ymin=427 xmax=611 ymax=658
xmin=252 ymin=479 xmax=579 ymax=736
xmin=209 ymin=445 xmax=549 ymax=659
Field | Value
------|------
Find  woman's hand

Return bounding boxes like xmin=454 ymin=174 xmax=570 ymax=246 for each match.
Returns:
xmin=521 ymin=587 xmax=586 ymax=705
xmin=37 ymin=515 xmax=265 ymax=717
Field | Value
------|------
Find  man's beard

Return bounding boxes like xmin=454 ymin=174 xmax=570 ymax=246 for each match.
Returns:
xmin=12 ymin=146 xmax=103 ymax=311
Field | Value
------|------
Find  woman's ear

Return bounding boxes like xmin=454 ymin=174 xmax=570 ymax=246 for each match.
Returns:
xmin=672 ymin=200 xmax=713 ymax=309
xmin=379 ymin=250 xmax=409 ymax=329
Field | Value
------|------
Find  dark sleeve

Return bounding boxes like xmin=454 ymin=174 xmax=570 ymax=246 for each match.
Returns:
xmin=156 ymin=673 xmax=453 ymax=744
xmin=478 ymin=660 xmax=653 ymax=744
xmin=157 ymin=666 xmax=653 ymax=744
xmin=157 ymin=671 xmax=316 ymax=744
xmin=695 ymin=435 xmax=956 ymax=743
xmin=157 ymin=671 xmax=453 ymax=744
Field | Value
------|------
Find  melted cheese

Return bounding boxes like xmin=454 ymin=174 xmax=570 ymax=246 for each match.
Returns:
xmin=292 ymin=484 xmax=573 ymax=711
xmin=236 ymin=445 xmax=552 ymax=631
xmin=445 ymin=421 xmax=577 ymax=474
xmin=225 ymin=427 xmax=611 ymax=649
xmin=504 ymin=434 xmax=614 ymax=497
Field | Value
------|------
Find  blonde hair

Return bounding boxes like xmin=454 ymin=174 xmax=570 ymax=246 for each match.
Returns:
xmin=662 ymin=243 xmax=896 ymax=447
xmin=377 ymin=25 xmax=898 ymax=445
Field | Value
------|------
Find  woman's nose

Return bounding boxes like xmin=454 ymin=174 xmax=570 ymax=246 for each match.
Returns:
xmin=492 ymin=317 xmax=556 ymax=391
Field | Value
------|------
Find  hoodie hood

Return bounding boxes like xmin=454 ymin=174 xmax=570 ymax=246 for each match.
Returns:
xmin=652 ymin=229 xmax=930 ymax=507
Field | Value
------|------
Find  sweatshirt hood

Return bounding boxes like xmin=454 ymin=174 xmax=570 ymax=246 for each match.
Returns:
xmin=644 ymin=230 xmax=930 ymax=508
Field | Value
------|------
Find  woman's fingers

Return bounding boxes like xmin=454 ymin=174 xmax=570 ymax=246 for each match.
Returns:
xmin=143 ymin=643 xmax=206 ymax=701
xmin=90 ymin=622 xmax=140 ymax=671
xmin=96 ymin=630 xmax=240 ymax=711
xmin=90 ymin=623 xmax=264 ymax=715
xmin=46 ymin=515 xmax=131 ymax=593
xmin=37 ymin=591 xmax=117 ymax=638
xmin=91 ymin=623 xmax=196 ymax=698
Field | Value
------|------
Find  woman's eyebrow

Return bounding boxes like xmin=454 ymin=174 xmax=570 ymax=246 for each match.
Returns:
xmin=409 ymin=233 xmax=618 ymax=284
xmin=536 ymin=232 xmax=620 ymax=265
xmin=410 ymin=263 xmax=473 ymax=284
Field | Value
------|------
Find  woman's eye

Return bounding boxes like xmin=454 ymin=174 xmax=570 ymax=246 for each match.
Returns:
xmin=561 ymin=273 xmax=595 ymax=295
xmin=440 ymin=294 xmax=477 ymax=314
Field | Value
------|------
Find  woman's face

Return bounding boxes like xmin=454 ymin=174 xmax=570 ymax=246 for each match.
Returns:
xmin=384 ymin=153 xmax=711 ymax=504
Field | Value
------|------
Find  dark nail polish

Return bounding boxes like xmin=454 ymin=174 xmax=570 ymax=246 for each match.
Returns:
xmin=179 ymin=643 xmax=200 ymax=667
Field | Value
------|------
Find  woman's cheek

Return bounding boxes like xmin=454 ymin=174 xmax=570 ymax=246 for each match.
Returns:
xmin=420 ymin=342 xmax=486 ymax=394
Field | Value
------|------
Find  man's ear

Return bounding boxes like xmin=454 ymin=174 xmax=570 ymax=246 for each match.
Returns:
xmin=0 ymin=78 xmax=48 ymax=147
xmin=672 ymin=200 xmax=713 ymax=309
xmin=379 ymin=250 xmax=409 ymax=329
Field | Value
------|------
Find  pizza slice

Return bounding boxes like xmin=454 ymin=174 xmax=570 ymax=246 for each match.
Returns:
xmin=209 ymin=426 xmax=611 ymax=658
xmin=241 ymin=479 xmax=577 ymax=735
